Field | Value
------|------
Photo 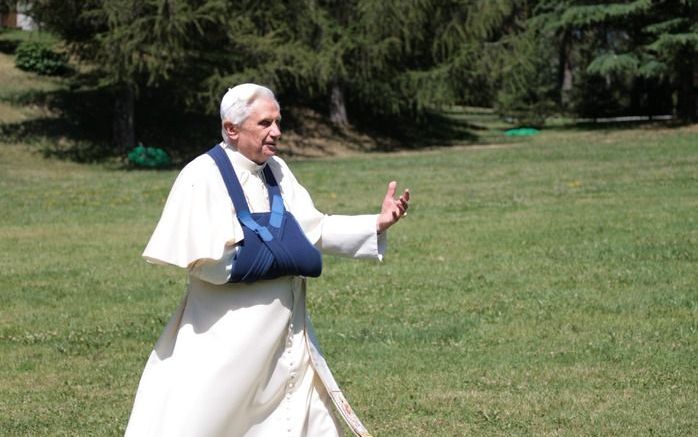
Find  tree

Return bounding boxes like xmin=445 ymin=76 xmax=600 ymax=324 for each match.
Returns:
xmin=26 ymin=0 xmax=547 ymax=153
xmin=201 ymin=0 xmax=512 ymax=129
xmin=335 ymin=0 xmax=527 ymax=124
xmin=643 ymin=0 xmax=698 ymax=121
xmin=466 ymin=0 xmax=562 ymax=124
xmin=27 ymin=0 xmax=226 ymax=153
xmin=546 ymin=0 xmax=697 ymax=121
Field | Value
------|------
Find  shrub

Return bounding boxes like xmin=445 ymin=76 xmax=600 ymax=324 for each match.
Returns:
xmin=15 ymin=40 xmax=69 ymax=76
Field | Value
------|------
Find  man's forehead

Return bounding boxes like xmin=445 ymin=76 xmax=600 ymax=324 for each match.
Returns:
xmin=250 ymin=98 xmax=281 ymax=117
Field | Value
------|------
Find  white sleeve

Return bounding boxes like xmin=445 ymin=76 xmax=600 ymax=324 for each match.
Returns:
xmin=187 ymin=245 xmax=239 ymax=285
xmin=142 ymin=155 xmax=243 ymax=268
xmin=319 ymin=214 xmax=387 ymax=260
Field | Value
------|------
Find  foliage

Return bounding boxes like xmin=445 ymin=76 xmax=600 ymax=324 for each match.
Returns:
xmin=27 ymin=0 xmax=225 ymax=87
xmin=25 ymin=0 xmax=228 ymax=151
xmin=14 ymin=40 xmax=68 ymax=76
xmin=12 ymin=0 xmax=698 ymax=153
xmin=478 ymin=0 xmax=698 ymax=121
xmin=24 ymin=0 xmax=530 ymax=139
xmin=551 ymin=0 xmax=697 ymax=120
xmin=492 ymin=28 xmax=559 ymax=125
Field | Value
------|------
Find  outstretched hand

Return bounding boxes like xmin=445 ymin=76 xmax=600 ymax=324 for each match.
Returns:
xmin=376 ymin=181 xmax=410 ymax=233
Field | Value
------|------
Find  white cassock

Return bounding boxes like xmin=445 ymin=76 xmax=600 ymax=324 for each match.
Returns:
xmin=125 ymin=143 xmax=385 ymax=437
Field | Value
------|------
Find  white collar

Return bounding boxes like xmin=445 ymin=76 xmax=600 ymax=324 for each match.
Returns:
xmin=222 ymin=142 xmax=266 ymax=174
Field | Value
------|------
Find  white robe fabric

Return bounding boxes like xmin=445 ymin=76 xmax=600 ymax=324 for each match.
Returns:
xmin=126 ymin=144 xmax=384 ymax=437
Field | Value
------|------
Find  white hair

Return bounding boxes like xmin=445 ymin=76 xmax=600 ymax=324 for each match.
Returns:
xmin=220 ymin=83 xmax=279 ymax=145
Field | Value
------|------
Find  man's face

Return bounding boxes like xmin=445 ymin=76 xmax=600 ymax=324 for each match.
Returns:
xmin=228 ymin=97 xmax=281 ymax=164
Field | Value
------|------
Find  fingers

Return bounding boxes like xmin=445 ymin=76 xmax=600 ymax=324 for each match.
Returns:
xmin=391 ymin=189 xmax=409 ymax=219
xmin=399 ymin=189 xmax=410 ymax=212
xmin=383 ymin=182 xmax=410 ymax=220
xmin=377 ymin=182 xmax=411 ymax=232
xmin=398 ymin=189 xmax=410 ymax=208
xmin=392 ymin=187 xmax=409 ymax=211
xmin=384 ymin=181 xmax=397 ymax=200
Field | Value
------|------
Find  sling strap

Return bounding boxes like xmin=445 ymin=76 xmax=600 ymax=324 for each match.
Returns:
xmin=208 ymin=145 xmax=281 ymax=241
xmin=207 ymin=144 xmax=322 ymax=283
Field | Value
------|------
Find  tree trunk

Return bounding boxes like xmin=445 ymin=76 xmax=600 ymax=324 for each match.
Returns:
xmin=113 ymin=83 xmax=136 ymax=155
xmin=676 ymin=48 xmax=696 ymax=122
xmin=557 ymin=30 xmax=573 ymax=110
xmin=630 ymin=77 xmax=643 ymax=116
xmin=329 ymin=80 xmax=348 ymax=127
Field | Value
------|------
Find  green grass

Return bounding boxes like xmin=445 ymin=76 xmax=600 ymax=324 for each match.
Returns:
xmin=296 ymin=127 xmax=698 ymax=436
xmin=0 ymin=52 xmax=65 ymax=124
xmin=1 ymin=54 xmax=697 ymax=436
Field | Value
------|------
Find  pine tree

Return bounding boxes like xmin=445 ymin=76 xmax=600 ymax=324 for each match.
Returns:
xmin=28 ymin=0 xmax=226 ymax=153
xmin=201 ymin=0 xmax=514 ymax=127
xmin=551 ymin=0 xmax=696 ymax=120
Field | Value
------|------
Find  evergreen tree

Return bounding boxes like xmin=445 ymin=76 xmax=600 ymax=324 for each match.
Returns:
xmin=339 ymin=0 xmax=525 ymax=122
xmin=14 ymin=0 xmax=696 ymax=157
xmin=548 ymin=0 xmax=696 ymax=120
xmin=28 ymin=0 xmax=226 ymax=153
xmin=644 ymin=0 xmax=698 ymax=121
xmin=201 ymin=1 xmax=513 ymax=128
xmin=470 ymin=0 xmax=561 ymax=124
xmin=25 ymin=0 xmax=534 ymax=150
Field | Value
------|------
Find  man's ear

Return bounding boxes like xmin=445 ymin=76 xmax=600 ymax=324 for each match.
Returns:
xmin=223 ymin=121 xmax=239 ymax=142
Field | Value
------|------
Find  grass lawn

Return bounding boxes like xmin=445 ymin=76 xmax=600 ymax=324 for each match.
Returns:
xmin=1 ymin=45 xmax=697 ymax=436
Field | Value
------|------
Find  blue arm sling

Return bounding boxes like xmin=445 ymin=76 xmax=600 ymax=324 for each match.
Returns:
xmin=207 ymin=145 xmax=322 ymax=283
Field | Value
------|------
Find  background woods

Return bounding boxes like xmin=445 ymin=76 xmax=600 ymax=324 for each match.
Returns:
xmin=1 ymin=0 xmax=695 ymax=162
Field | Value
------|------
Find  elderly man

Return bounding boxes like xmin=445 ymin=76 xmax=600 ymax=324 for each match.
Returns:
xmin=125 ymin=83 xmax=409 ymax=437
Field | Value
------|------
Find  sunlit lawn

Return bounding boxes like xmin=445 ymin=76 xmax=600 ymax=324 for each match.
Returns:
xmin=1 ymin=123 xmax=696 ymax=435
xmin=0 ymin=39 xmax=697 ymax=436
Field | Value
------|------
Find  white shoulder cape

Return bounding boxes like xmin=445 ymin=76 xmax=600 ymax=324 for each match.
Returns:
xmin=142 ymin=151 xmax=325 ymax=268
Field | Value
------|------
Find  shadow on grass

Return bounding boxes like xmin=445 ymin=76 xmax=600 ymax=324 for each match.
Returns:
xmin=0 ymin=38 xmax=19 ymax=55
xmin=544 ymin=112 xmax=690 ymax=132
xmin=0 ymin=28 xmax=23 ymax=54
xmin=0 ymin=82 xmax=114 ymax=162
xmin=0 ymin=75 xmax=221 ymax=166
xmin=555 ymin=119 xmax=689 ymax=132
xmin=1 ymin=69 xmax=508 ymax=166
xmin=351 ymin=108 xmax=485 ymax=152
xmin=131 ymin=87 xmax=221 ymax=165
xmin=0 ymin=28 xmax=61 ymax=54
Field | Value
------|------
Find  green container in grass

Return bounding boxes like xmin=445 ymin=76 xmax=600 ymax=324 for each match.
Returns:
xmin=504 ymin=127 xmax=540 ymax=136
xmin=127 ymin=144 xmax=171 ymax=168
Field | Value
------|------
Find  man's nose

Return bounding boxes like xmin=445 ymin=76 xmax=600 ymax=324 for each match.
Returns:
xmin=270 ymin=122 xmax=281 ymax=139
